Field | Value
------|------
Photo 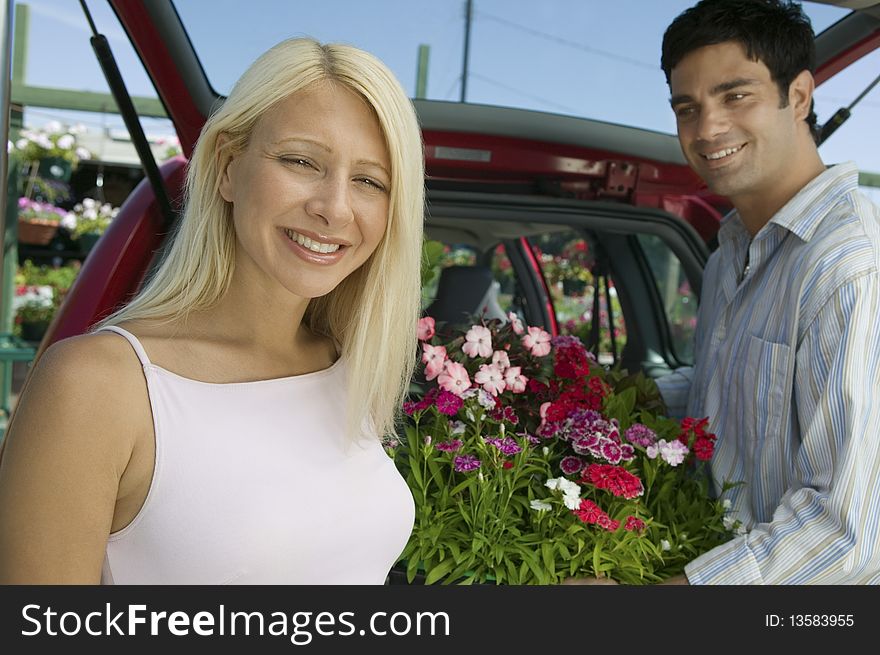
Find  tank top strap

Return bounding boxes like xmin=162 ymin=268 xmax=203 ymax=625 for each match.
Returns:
xmin=95 ymin=325 xmax=153 ymax=367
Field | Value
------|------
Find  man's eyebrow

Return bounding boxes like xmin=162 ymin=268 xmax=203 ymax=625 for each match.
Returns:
xmin=669 ymin=78 xmax=760 ymax=107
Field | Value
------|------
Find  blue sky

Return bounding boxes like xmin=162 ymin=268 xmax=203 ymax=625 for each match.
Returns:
xmin=16 ymin=0 xmax=880 ymax=186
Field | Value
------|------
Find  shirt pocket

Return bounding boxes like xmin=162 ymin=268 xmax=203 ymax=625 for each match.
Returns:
xmin=738 ymin=333 xmax=792 ymax=473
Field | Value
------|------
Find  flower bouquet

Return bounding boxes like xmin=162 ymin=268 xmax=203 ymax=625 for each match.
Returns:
xmin=391 ymin=315 xmax=739 ymax=584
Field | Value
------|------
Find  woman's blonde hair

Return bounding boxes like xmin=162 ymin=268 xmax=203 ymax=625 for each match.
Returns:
xmin=102 ymin=38 xmax=425 ymax=440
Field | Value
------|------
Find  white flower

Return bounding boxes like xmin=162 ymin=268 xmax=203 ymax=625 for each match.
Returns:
xmin=15 ymin=138 xmax=27 ymax=150
xmin=449 ymin=420 xmax=466 ymax=435
xmin=558 ymin=478 xmax=581 ymax=497
xmin=56 ymin=134 xmax=75 ymax=150
xmin=477 ymin=387 xmax=496 ymax=408
xmin=545 ymin=478 xmax=559 ymax=491
xmin=83 ymin=208 xmax=98 ymax=220
xmin=722 ymin=498 xmax=732 ymax=510
xmin=563 ymin=494 xmax=581 ymax=510
xmin=660 ymin=539 xmax=671 ymax=551
xmin=44 ymin=120 xmax=63 ymax=134
xmin=75 ymin=147 xmax=91 ymax=160
xmin=69 ymin=123 xmax=86 ymax=135
xmin=542 ymin=446 xmax=549 ymax=456
xmin=723 ymin=516 xmax=737 ymax=531
xmin=60 ymin=212 xmax=77 ymax=230
xmin=530 ymin=499 xmax=552 ymax=512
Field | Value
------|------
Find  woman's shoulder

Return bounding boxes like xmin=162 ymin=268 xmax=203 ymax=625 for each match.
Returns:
xmin=41 ymin=326 xmax=148 ymax=378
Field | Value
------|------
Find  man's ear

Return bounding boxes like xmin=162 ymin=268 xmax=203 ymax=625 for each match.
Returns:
xmin=788 ymin=69 xmax=815 ymax=123
xmin=217 ymin=133 xmax=235 ymax=203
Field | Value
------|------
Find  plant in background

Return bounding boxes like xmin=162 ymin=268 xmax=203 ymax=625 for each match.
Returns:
xmin=13 ymin=121 xmax=90 ymax=166
xmin=12 ymin=285 xmax=55 ymax=325
xmin=60 ymin=198 xmax=119 ymax=239
xmin=156 ymin=134 xmax=182 ymax=161
xmin=16 ymin=197 xmax=68 ymax=227
xmin=391 ymin=317 xmax=739 ymax=584
xmin=12 ymin=260 xmax=81 ymax=336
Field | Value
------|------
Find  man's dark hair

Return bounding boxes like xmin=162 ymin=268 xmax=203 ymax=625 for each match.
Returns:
xmin=661 ymin=0 xmax=818 ymax=141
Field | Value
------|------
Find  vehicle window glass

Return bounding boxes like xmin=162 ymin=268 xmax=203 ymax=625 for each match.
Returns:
xmin=489 ymin=243 xmax=516 ymax=313
xmin=815 ymin=47 xmax=880 ymax=205
xmin=421 ymin=241 xmax=522 ymax=322
xmin=530 ymin=231 xmax=625 ymax=366
xmin=636 ymin=234 xmax=697 ymax=363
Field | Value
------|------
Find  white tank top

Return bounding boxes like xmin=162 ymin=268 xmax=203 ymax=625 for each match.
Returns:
xmin=97 ymin=326 xmax=414 ymax=584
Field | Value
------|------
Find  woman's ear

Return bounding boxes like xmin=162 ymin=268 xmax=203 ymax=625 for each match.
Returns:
xmin=216 ymin=133 xmax=236 ymax=203
xmin=788 ymin=69 xmax=815 ymax=123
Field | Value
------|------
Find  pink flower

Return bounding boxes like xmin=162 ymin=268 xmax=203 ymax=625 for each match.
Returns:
xmin=421 ymin=343 xmax=447 ymax=381
xmin=417 ymin=316 xmax=435 ymax=341
xmin=438 ymin=361 xmax=472 ymax=396
xmin=491 ymin=350 xmax=510 ymax=370
xmin=462 ymin=325 xmax=493 ymax=358
xmin=522 ymin=326 xmax=552 ymax=357
xmin=475 ymin=363 xmax=506 ymax=396
xmin=503 ymin=366 xmax=528 ymax=393
xmin=508 ymin=312 xmax=524 ymax=334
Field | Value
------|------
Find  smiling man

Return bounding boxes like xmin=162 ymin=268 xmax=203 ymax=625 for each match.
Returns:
xmin=658 ymin=0 xmax=880 ymax=584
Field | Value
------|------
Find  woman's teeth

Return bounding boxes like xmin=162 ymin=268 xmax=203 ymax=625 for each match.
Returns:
xmin=285 ymin=229 xmax=341 ymax=254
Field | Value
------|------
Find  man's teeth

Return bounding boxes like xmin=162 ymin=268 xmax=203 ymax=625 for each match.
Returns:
xmin=705 ymin=146 xmax=742 ymax=161
xmin=285 ymin=229 xmax=341 ymax=254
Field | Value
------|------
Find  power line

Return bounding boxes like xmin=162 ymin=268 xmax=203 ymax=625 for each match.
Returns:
xmin=475 ymin=10 xmax=658 ymax=72
xmin=469 ymin=71 xmax=583 ymax=115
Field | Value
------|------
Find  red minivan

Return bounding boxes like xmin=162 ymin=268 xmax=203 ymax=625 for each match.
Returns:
xmin=40 ymin=0 xmax=880 ymax=381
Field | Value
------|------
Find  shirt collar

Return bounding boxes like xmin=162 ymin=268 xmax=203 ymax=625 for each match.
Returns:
xmin=769 ymin=162 xmax=859 ymax=242
xmin=716 ymin=162 xmax=859 ymax=246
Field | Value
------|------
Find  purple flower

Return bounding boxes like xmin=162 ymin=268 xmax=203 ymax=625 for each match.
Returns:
xmin=454 ymin=454 xmax=482 ymax=473
xmin=600 ymin=440 xmax=623 ymax=465
xmin=625 ymin=423 xmax=657 ymax=448
xmin=572 ymin=434 xmax=601 ymax=456
xmin=551 ymin=335 xmax=584 ymax=349
xmin=492 ymin=437 xmax=522 ymax=456
xmin=435 ymin=439 xmax=463 ymax=453
xmin=560 ymin=456 xmax=584 ymax=475
xmin=436 ymin=390 xmax=463 ymax=416
xmin=620 ymin=443 xmax=636 ymax=462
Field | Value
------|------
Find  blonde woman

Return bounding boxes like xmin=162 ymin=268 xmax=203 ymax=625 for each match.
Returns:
xmin=0 ymin=38 xmax=424 ymax=584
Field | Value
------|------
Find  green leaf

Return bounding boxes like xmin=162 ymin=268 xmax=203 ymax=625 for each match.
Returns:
xmin=424 ymin=559 xmax=455 ymax=585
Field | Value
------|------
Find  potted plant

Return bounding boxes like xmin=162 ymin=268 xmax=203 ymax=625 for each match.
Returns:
xmin=12 ymin=285 xmax=56 ymax=342
xmin=61 ymin=198 xmax=119 ymax=254
xmin=15 ymin=197 xmax=69 ymax=246
xmin=390 ymin=316 xmax=740 ymax=584
xmin=13 ymin=121 xmax=90 ymax=186
xmin=13 ymin=261 xmax=81 ymax=341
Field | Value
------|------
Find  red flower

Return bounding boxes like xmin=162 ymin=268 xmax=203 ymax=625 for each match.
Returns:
xmin=624 ymin=516 xmax=646 ymax=532
xmin=581 ymin=464 xmax=644 ymax=499
xmin=693 ymin=437 xmax=714 ymax=461
xmin=502 ymin=461 xmax=514 ymax=470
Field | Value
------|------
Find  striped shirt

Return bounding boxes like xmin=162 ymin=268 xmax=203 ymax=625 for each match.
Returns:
xmin=676 ymin=163 xmax=880 ymax=584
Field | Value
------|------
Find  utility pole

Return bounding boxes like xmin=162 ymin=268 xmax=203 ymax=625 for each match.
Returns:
xmin=460 ymin=0 xmax=472 ymax=102
xmin=415 ymin=44 xmax=429 ymax=99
